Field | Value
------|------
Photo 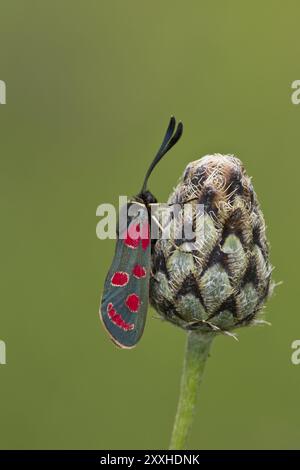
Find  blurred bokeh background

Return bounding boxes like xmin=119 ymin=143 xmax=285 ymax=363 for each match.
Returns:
xmin=0 ymin=0 xmax=299 ymax=449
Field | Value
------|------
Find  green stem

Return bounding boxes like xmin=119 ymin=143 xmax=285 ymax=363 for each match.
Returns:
xmin=170 ymin=331 xmax=214 ymax=450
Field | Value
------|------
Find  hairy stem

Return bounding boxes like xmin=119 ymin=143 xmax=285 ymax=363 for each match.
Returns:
xmin=170 ymin=331 xmax=214 ymax=450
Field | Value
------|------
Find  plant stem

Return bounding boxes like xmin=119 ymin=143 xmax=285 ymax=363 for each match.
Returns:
xmin=170 ymin=330 xmax=214 ymax=450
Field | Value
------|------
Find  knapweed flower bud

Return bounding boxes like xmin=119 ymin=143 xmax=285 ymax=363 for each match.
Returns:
xmin=150 ymin=154 xmax=273 ymax=333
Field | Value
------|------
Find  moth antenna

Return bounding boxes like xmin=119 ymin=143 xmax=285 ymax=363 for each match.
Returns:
xmin=155 ymin=115 xmax=176 ymax=159
xmin=140 ymin=117 xmax=183 ymax=194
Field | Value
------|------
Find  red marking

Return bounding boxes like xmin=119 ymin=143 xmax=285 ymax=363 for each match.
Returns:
xmin=125 ymin=293 xmax=141 ymax=313
xmin=141 ymin=237 xmax=150 ymax=250
xmin=107 ymin=303 xmax=134 ymax=331
xmin=132 ymin=264 xmax=146 ymax=278
xmin=124 ymin=232 xmax=139 ymax=249
xmin=111 ymin=271 xmax=129 ymax=287
xmin=141 ymin=222 xmax=150 ymax=250
xmin=123 ymin=222 xmax=150 ymax=251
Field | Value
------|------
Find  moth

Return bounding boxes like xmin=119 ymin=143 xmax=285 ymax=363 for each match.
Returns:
xmin=100 ymin=117 xmax=183 ymax=348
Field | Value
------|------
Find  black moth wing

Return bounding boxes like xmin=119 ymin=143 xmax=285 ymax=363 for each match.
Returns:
xmin=100 ymin=203 xmax=151 ymax=348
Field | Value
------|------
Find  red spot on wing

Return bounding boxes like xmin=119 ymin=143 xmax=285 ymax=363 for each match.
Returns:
xmin=132 ymin=264 xmax=146 ymax=278
xmin=124 ymin=233 xmax=140 ymax=249
xmin=124 ymin=222 xmax=140 ymax=249
xmin=141 ymin=222 xmax=150 ymax=250
xmin=141 ymin=237 xmax=150 ymax=250
xmin=123 ymin=221 xmax=150 ymax=250
xmin=125 ymin=293 xmax=141 ymax=313
xmin=111 ymin=271 xmax=129 ymax=287
xmin=107 ymin=303 xmax=134 ymax=331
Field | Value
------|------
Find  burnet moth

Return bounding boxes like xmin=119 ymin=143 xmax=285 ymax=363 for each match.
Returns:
xmin=100 ymin=117 xmax=183 ymax=348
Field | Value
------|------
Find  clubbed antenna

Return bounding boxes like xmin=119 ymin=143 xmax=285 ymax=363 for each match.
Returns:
xmin=140 ymin=116 xmax=183 ymax=194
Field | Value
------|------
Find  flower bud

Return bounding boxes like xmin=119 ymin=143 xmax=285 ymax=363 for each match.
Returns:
xmin=150 ymin=154 xmax=273 ymax=333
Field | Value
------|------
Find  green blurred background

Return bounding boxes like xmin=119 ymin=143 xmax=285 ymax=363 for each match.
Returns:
xmin=0 ymin=0 xmax=299 ymax=450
